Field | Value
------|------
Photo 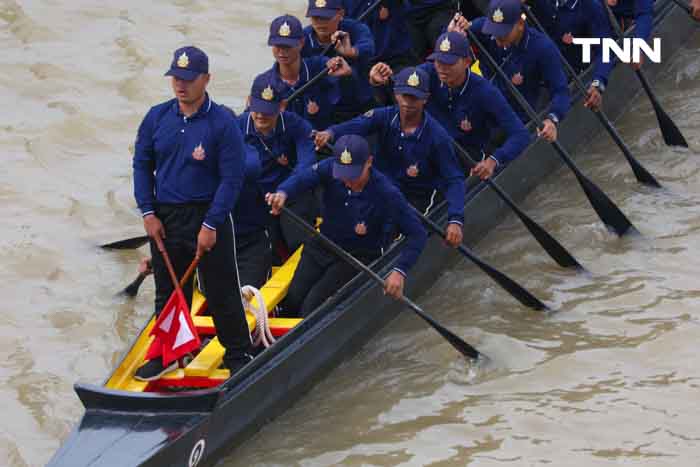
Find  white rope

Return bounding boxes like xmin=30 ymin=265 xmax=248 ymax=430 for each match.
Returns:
xmin=241 ymin=285 xmax=276 ymax=348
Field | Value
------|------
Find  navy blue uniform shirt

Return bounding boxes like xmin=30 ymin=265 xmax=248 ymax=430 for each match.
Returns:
xmin=233 ymin=144 xmax=268 ymax=236
xmin=611 ymin=0 xmax=653 ymax=41
xmin=238 ymin=111 xmax=316 ymax=196
xmin=530 ymin=0 xmax=615 ymax=85
xmin=418 ymin=63 xmax=531 ymax=166
xmin=267 ymin=56 xmax=341 ymax=130
xmin=328 ymin=106 xmax=466 ymax=225
xmin=470 ymin=18 xmax=571 ymax=124
xmin=301 ymin=18 xmax=376 ymax=110
xmin=278 ymin=159 xmax=428 ymax=276
xmin=133 ymin=95 xmax=245 ymax=230
xmin=343 ymin=0 xmax=413 ymax=62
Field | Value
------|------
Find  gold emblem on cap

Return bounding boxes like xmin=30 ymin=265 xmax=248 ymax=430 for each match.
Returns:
xmin=492 ymin=8 xmax=504 ymax=23
xmin=177 ymin=52 xmax=189 ymax=68
xmin=279 ymin=21 xmax=291 ymax=37
xmin=261 ymin=85 xmax=274 ymax=101
xmin=407 ymin=71 xmax=420 ymax=87
xmin=439 ymin=37 xmax=451 ymax=52
xmin=315 ymin=0 xmax=327 ymax=7
xmin=340 ymin=148 xmax=352 ymax=164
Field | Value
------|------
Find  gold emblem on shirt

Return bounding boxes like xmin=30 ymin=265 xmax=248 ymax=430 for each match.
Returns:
xmin=492 ymin=8 xmax=504 ymax=23
xmin=340 ymin=148 xmax=352 ymax=164
xmin=363 ymin=109 xmax=374 ymax=118
xmin=177 ymin=52 xmax=189 ymax=68
xmin=439 ymin=37 xmax=451 ymax=52
xmin=355 ymin=222 xmax=367 ymax=236
xmin=315 ymin=0 xmax=327 ymax=7
xmin=192 ymin=143 xmax=206 ymax=160
xmin=261 ymin=85 xmax=275 ymax=101
xmin=279 ymin=22 xmax=291 ymax=37
xmin=407 ymin=71 xmax=420 ymax=87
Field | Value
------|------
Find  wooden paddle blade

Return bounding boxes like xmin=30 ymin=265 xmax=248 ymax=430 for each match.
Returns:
xmin=118 ymin=272 xmax=148 ymax=298
xmin=404 ymin=297 xmax=481 ymax=360
xmin=459 ymin=245 xmax=549 ymax=311
xmin=575 ymin=171 xmax=637 ymax=237
xmin=100 ymin=235 xmax=149 ymax=250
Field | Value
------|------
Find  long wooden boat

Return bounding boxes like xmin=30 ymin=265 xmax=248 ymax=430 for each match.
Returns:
xmin=49 ymin=3 xmax=697 ymax=466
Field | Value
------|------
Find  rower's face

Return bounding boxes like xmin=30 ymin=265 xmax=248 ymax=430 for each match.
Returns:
xmin=341 ymin=158 xmax=372 ymax=191
xmin=272 ymin=43 xmax=303 ymax=65
xmin=494 ymin=20 xmax=523 ymax=48
xmin=310 ymin=11 xmax=343 ymax=37
xmin=251 ymin=111 xmax=279 ymax=133
xmin=434 ymin=58 xmax=470 ymax=87
xmin=171 ymin=74 xmax=209 ymax=105
xmin=395 ymin=93 xmax=426 ymax=117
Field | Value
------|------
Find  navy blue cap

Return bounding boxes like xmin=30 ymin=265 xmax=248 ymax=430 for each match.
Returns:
xmin=164 ymin=46 xmax=209 ymax=81
xmin=268 ymin=15 xmax=304 ymax=47
xmin=482 ymin=0 xmax=523 ymax=37
xmin=306 ymin=0 xmax=343 ymax=19
xmin=393 ymin=67 xmax=430 ymax=99
xmin=427 ymin=32 xmax=471 ymax=65
xmin=332 ymin=135 xmax=370 ymax=180
xmin=249 ymin=72 xmax=283 ymax=115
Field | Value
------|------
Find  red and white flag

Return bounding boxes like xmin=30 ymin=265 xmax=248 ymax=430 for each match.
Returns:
xmin=146 ymin=288 xmax=201 ymax=366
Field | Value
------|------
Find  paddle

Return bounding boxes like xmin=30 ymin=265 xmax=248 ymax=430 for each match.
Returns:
xmin=118 ymin=271 xmax=148 ymax=298
xmin=101 ymin=235 xmax=149 ymax=250
xmin=670 ymin=0 xmax=694 ymax=21
xmin=603 ymin=3 xmax=688 ymax=148
xmin=524 ymin=6 xmax=662 ymax=188
xmin=453 ymin=143 xmax=585 ymax=271
xmin=285 ymin=0 xmax=383 ymax=104
xmin=281 ymin=206 xmax=482 ymax=360
xmin=408 ymin=205 xmax=549 ymax=310
xmin=465 ymin=28 xmax=637 ymax=237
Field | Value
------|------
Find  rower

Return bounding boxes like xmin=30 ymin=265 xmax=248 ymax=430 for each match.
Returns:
xmin=405 ymin=1 xmax=461 ymax=62
xmin=452 ymin=0 xmax=571 ymax=142
xmin=239 ymin=72 xmax=319 ymax=259
xmin=343 ymin=0 xmax=416 ymax=71
xmin=606 ymin=0 xmax=653 ymax=69
xmin=132 ymin=46 xmax=251 ymax=380
xmin=302 ymin=0 xmax=377 ymax=121
xmin=528 ymin=0 xmax=614 ymax=111
xmin=265 ymin=135 xmax=428 ymax=317
xmin=368 ymin=31 xmax=531 ymax=181
xmin=314 ymin=67 xmax=466 ymax=247
xmin=264 ymin=14 xmax=353 ymax=130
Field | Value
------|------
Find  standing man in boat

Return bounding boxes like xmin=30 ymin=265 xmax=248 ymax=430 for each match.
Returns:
xmin=313 ymin=67 xmax=466 ymax=247
xmin=449 ymin=0 xmax=571 ymax=142
xmin=302 ymin=0 xmax=377 ymax=122
xmin=368 ymin=31 xmax=531 ymax=180
xmin=238 ymin=72 xmax=321 ymax=260
xmin=405 ymin=0 xmax=460 ymax=62
xmin=133 ymin=46 xmax=252 ymax=380
xmin=265 ymin=14 xmax=353 ymax=131
xmin=526 ymin=0 xmax=614 ymax=111
xmin=265 ymin=135 xmax=428 ymax=317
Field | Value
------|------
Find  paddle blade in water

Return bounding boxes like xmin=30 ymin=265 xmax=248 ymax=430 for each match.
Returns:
xmin=576 ymin=172 xmax=637 ymax=237
xmin=100 ymin=235 xmax=149 ymax=250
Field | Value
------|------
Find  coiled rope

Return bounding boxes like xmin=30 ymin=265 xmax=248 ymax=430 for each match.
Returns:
xmin=241 ymin=285 xmax=276 ymax=348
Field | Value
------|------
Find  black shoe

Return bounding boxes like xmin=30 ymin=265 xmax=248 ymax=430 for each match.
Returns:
xmin=134 ymin=358 xmax=178 ymax=382
xmin=223 ymin=353 xmax=254 ymax=374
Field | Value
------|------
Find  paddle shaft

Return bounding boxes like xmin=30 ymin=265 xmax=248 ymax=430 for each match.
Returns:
xmin=280 ymin=206 xmax=481 ymax=360
xmin=285 ymin=0 xmax=383 ymax=105
xmin=159 ymin=245 xmax=201 ymax=291
xmin=409 ymin=204 xmax=549 ymax=310
xmin=523 ymin=6 xmax=661 ymax=188
xmin=453 ymin=143 xmax=583 ymax=270
xmin=670 ymin=0 xmax=693 ymax=14
xmin=465 ymin=28 xmax=636 ymax=236
xmin=602 ymin=2 xmax=688 ymax=147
